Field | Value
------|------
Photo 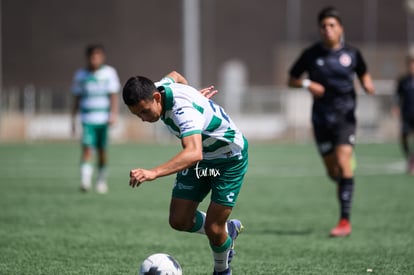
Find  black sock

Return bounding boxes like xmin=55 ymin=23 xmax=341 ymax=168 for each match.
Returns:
xmin=338 ymin=178 xmax=354 ymax=220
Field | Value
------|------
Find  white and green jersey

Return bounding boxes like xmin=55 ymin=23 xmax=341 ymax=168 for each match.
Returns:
xmin=72 ymin=65 xmax=120 ymax=125
xmin=155 ymin=77 xmax=247 ymax=160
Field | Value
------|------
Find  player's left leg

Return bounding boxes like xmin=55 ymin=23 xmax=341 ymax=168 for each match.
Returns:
xmin=96 ymin=148 xmax=108 ymax=193
xmin=410 ymin=129 xmax=414 ymax=175
xmin=321 ymin=152 xmax=340 ymax=182
xmin=95 ymin=125 xmax=109 ymax=193
xmin=208 ymin=155 xmax=247 ymax=274
xmin=205 ymin=202 xmax=233 ymax=274
xmin=330 ymin=144 xmax=354 ymax=237
xmin=407 ymin=130 xmax=414 ymax=175
xmin=80 ymin=124 xmax=96 ymax=191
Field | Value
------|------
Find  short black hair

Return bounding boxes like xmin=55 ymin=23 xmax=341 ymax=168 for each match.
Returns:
xmin=85 ymin=44 xmax=105 ymax=57
xmin=122 ymin=76 xmax=156 ymax=106
xmin=318 ymin=6 xmax=342 ymax=25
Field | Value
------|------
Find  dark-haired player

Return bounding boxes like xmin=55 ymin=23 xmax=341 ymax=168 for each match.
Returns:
xmin=123 ymin=71 xmax=247 ymax=274
xmin=288 ymin=7 xmax=375 ymax=237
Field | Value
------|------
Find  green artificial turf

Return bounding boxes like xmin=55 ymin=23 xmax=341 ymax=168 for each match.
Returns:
xmin=0 ymin=142 xmax=412 ymax=274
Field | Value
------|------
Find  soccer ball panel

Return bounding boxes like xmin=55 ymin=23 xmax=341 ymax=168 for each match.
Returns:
xmin=139 ymin=253 xmax=182 ymax=275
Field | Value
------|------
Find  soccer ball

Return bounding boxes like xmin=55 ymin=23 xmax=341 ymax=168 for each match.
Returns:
xmin=139 ymin=253 xmax=182 ymax=275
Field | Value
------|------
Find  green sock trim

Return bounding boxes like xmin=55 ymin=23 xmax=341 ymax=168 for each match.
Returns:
xmin=189 ymin=210 xmax=204 ymax=233
xmin=210 ymin=235 xmax=232 ymax=253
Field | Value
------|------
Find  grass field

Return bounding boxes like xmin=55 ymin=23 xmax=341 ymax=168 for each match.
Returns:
xmin=0 ymin=142 xmax=413 ymax=275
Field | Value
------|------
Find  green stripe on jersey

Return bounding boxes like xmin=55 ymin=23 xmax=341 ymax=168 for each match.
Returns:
xmin=205 ymin=115 xmax=222 ymax=132
xmin=203 ymin=139 xmax=229 ymax=153
xmin=81 ymin=107 xmax=110 ymax=113
xmin=163 ymin=117 xmax=180 ymax=133
xmin=192 ymin=102 xmax=204 ymax=114
xmin=223 ymin=128 xmax=236 ymax=142
xmin=163 ymin=87 xmax=174 ymax=111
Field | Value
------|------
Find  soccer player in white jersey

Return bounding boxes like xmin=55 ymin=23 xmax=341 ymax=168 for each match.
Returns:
xmin=71 ymin=44 xmax=121 ymax=193
xmin=123 ymin=71 xmax=248 ymax=275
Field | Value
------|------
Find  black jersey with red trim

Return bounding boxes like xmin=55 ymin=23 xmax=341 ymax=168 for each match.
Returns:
xmin=289 ymin=42 xmax=368 ymax=127
xmin=396 ymin=75 xmax=414 ymax=121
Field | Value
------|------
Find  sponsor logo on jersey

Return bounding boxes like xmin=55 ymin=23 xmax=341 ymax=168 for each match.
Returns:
xmin=174 ymin=180 xmax=194 ymax=190
xmin=339 ymin=53 xmax=352 ymax=67
xmin=226 ymin=192 xmax=235 ymax=202
xmin=180 ymin=120 xmax=196 ymax=132
xmin=175 ymin=108 xmax=184 ymax=115
xmin=316 ymin=58 xmax=324 ymax=66
xmin=194 ymin=162 xmax=221 ymax=179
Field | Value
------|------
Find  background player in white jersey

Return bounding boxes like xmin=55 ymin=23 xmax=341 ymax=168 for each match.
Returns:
xmin=122 ymin=71 xmax=248 ymax=275
xmin=71 ymin=44 xmax=121 ymax=193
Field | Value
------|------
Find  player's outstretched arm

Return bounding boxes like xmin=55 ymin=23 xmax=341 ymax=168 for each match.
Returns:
xmin=109 ymin=93 xmax=119 ymax=125
xmin=164 ymin=71 xmax=217 ymax=98
xmin=129 ymin=134 xmax=203 ymax=188
xmin=165 ymin=71 xmax=188 ymax=85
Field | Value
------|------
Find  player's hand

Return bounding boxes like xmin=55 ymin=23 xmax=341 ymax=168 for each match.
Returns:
xmin=308 ymin=81 xmax=325 ymax=98
xmin=129 ymin=168 xmax=157 ymax=188
xmin=199 ymin=85 xmax=218 ymax=99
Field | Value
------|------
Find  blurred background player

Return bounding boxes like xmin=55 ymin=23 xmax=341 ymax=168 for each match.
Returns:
xmin=288 ymin=7 xmax=375 ymax=237
xmin=71 ymin=44 xmax=121 ymax=193
xmin=393 ymin=52 xmax=414 ymax=175
xmin=123 ymin=71 xmax=246 ymax=275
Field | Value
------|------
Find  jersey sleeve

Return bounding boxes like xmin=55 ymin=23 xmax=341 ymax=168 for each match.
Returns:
xmin=71 ymin=70 xmax=83 ymax=96
xmin=107 ymin=67 xmax=121 ymax=94
xmin=354 ymin=49 xmax=368 ymax=77
xmin=289 ymin=49 xmax=310 ymax=79
xmin=155 ymin=77 xmax=175 ymax=88
xmin=172 ymin=105 xmax=204 ymax=138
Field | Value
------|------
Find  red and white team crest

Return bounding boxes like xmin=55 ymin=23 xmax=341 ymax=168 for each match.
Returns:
xmin=339 ymin=53 xmax=352 ymax=67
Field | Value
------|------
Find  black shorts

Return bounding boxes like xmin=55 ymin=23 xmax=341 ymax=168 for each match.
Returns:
xmin=402 ymin=118 xmax=414 ymax=135
xmin=313 ymin=122 xmax=356 ymax=156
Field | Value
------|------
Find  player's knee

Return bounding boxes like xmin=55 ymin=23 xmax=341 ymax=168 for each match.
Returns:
xmin=204 ymin=222 xmax=224 ymax=238
xmin=168 ymin=216 xmax=191 ymax=232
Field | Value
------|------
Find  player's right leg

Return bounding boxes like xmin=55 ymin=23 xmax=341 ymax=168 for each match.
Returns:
xmin=169 ymin=198 xmax=201 ymax=232
xmin=401 ymin=132 xmax=414 ymax=174
xmin=329 ymin=144 xmax=354 ymax=237
xmin=95 ymin=125 xmax=109 ymax=193
xmin=206 ymin=202 xmax=233 ymax=275
xmin=79 ymin=124 xmax=97 ymax=191
xmin=80 ymin=145 xmax=93 ymax=191
xmin=321 ymin=152 xmax=340 ymax=182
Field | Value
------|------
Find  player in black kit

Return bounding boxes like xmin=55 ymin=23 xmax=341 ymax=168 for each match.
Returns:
xmin=394 ymin=54 xmax=414 ymax=175
xmin=288 ymin=6 xmax=375 ymax=237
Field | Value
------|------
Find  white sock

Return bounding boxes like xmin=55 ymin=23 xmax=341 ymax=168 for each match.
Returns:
xmin=81 ymin=162 xmax=93 ymax=188
xmin=211 ymin=236 xmax=232 ymax=272
xmin=97 ymin=166 xmax=107 ymax=184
